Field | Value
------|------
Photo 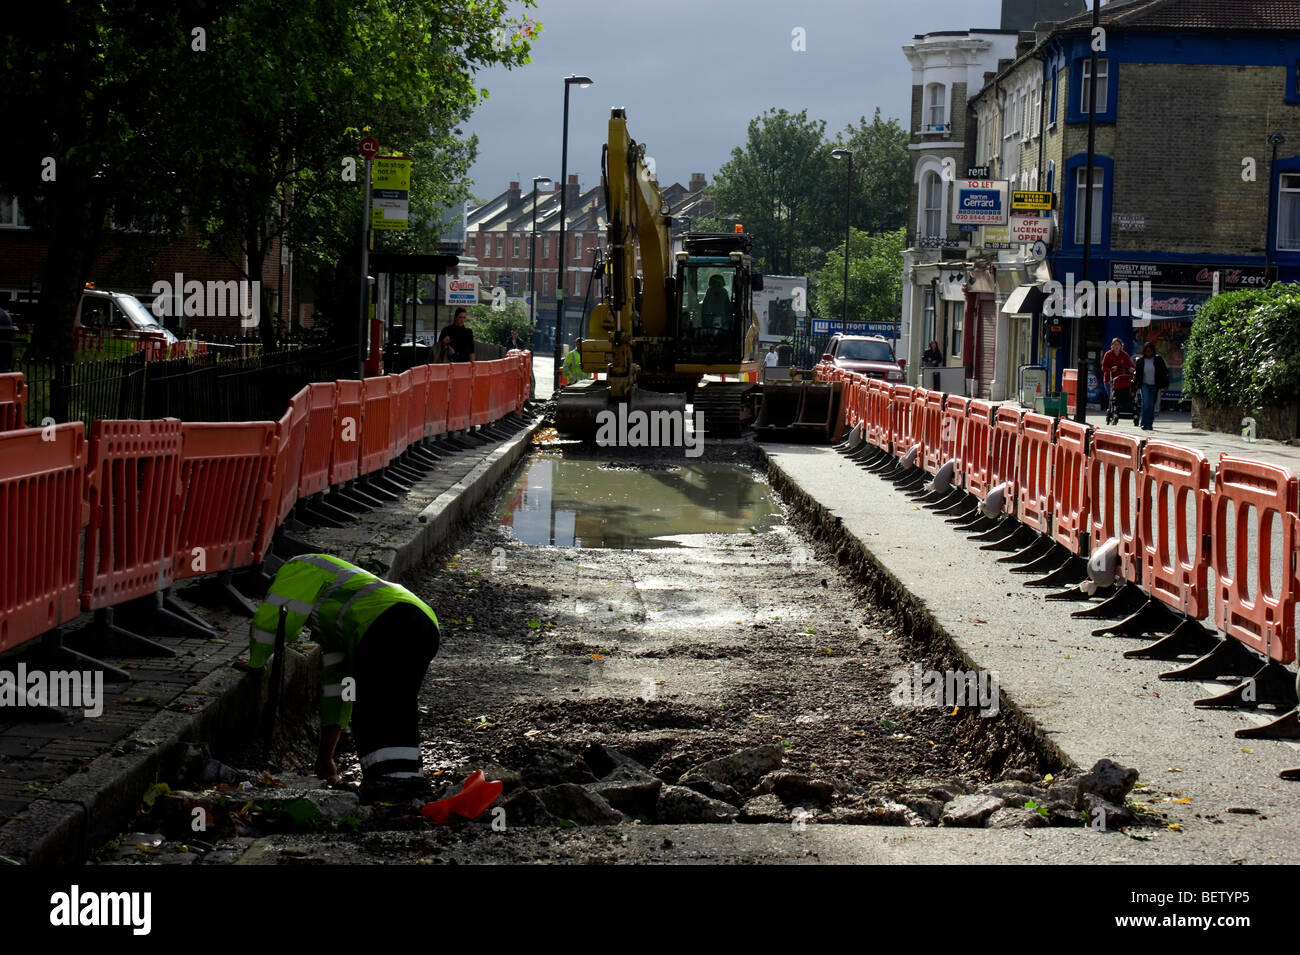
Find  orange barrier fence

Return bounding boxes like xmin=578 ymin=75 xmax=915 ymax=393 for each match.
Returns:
xmin=261 ymin=392 xmax=309 ymax=560
xmin=173 ymin=422 xmax=277 ymax=578
xmin=941 ymin=395 xmax=970 ymax=486
xmin=470 ymin=362 xmax=493 ymax=428
xmin=1052 ymin=419 xmax=1091 ymax=555
xmin=987 ymin=406 xmax=1022 ymax=515
xmin=405 ymin=365 xmax=430 ymax=450
xmin=0 ymin=373 xmax=27 ymax=431
xmin=81 ymin=419 xmax=183 ymax=611
xmin=1140 ymin=441 xmax=1211 ymax=619
xmin=867 ymin=380 xmax=891 ymax=451
xmin=425 ymin=364 xmax=450 ymax=438
xmin=1016 ymin=412 xmax=1055 ymax=534
xmin=0 ymin=424 xmax=88 ymax=653
xmin=1087 ymin=429 xmax=1144 ymax=586
xmin=889 ymin=385 xmax=917 ymax=461
xmin=360 ymin=376 xmax=395 ymax=476
xmin=447 ymin=363 xmax=473 ymax=431
xmin=391 ymin=371 xmax=412 ymax=458
xmin=963 ymin=400 xmax=996 ymax=502
xmin=919 ymin=390 xmax=945 ymax=475
xmin=330 ymin=379 xmax=363 ymax=485
xmin=298 ymin=382 xmax=336 ymax=498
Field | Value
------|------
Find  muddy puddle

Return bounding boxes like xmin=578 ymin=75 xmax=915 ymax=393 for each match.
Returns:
xmin=495 ymin=454 xmax=782 ymax=548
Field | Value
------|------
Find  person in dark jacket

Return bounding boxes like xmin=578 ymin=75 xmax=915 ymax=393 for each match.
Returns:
xmin=439 ymin=307 xmax=475 ymax=362
xmin=922 ymin=339 xmax=944 ymax=367
xmin=1134 ymin=342 xmax=1169 ymax=431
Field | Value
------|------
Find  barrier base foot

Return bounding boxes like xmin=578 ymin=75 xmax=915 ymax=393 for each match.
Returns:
xmin=297 ymin=497 xmax=349 ymax=528
xmin=439 ymin=434 xmax=475 ymax=451
xmin=1045 ymin=582 xmax=1111 ymax=602
xmin=930 ymin=493 xmax=973 ymax=515
xmin=389 ymin=461 xmax=426 ymax=483
xmin=370 ymin=473 xmax=411 ymax=496
xmin=864 ymin=454 xmax=897 ymax=473
xmin=1237 ymin=709 xmax=1300 ymax=741
xmin=1008 ymin=542 xmax=1067 ymax=573
xmin=1091 ymin=598 xmax=1178 ymax=638
xmin=1071 ymin=583 xmax=1146 ymax=619
xmin=967 ymin=519 xmax=1015 ymax=543
xmin=893 ymin=469 xmax=927 ymax=491
xmin=407 ymin=447 xmax=443 ymax=468
xmin=836 ymin=425 xmax=864 ymax=453
xmin=950 ymin=513 xmax=995 ymax=533
xmin=328 ymin=486 xmax=380 ymax=512
xmin=997 ymin=535 xmax=1055 ymax=565
xmin=272 ymin=530 xmax=321 ymax=560
xmin=1024 ymin=555 xmax=1088 ymax=589
xmin=1195 ymin=661 xmax=1299 ymax=710
xmin=848 ymin=445 xmax=883 ymax=465
xmin=1279 ymin=766 xmax=1300 ymax=781
xmin=358 ymin=477 xmax=402 ymax=501
xmin=84 ymin=608 xmax=177 ymax=658
xmin=38 ymin=631 xmax=132 ymax=684
xmin=979 ymin=524 xmax=1039 ymax=552
xmin=1123 ymin=617 xmax=1218 ymax=660
xmin=1160 ymin=637 xmax=1260 ymax=682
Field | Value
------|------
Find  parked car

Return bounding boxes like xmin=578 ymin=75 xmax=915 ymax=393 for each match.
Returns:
xmin=823 ymin=334 xmax=905 ymax=382
xmin=76 ymin=287 xmax=178 ymax=345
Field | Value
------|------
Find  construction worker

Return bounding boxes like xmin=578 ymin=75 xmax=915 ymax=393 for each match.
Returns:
xmin=247 ymin=554 xmax=440 ymax=801
xmin=561 ymin=345 xmax=587 ymax=385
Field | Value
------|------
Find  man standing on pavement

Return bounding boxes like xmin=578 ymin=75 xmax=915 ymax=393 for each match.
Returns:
xmin=439 ymin=307 xmax=475 ymax=362
xmin=1134 ymin=342 xmax=1170 ymax=432
xmin=1101 ymin=337 xmax=1136 ymax=425
xmin=764 ymin=345 xmax=778 ymax=380
xmin=246 ymin=554 xmax=440 ymax=802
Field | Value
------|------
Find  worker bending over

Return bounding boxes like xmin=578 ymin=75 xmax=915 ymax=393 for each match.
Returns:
xmin=248 ymin=554 xmax=440 ymax=801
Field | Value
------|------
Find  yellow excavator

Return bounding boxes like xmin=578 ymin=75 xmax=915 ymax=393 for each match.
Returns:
xmin=555 ymin=108 xmax=766 ymax=439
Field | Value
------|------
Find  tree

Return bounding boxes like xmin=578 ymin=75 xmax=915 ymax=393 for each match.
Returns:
xmin=465 ymin=300 xmax=530 ymax=347
xmin=815 ymin=227 xmax=907 ymax=323
xmin=828 ymin=109 xmax=910 ymax=236
xmin=710 ymin=109 xmax=833 ymax=276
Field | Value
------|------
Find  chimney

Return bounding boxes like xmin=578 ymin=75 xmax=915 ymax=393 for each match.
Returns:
xmin=689 ymin=172 xmax=707 ymax=193
xmin=566 ymin=173 xmax=579 ymax=205
xmin=508 ymin=181 xmax=521 ymax=203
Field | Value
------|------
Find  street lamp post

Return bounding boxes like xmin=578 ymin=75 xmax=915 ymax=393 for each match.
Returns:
xmin=555 ymin=73 xmax=593 ymax=391
xmin=832 ymin=149 xmax=853 ymax=327
xmin=528 ymin=175 xmax=551 ymax=350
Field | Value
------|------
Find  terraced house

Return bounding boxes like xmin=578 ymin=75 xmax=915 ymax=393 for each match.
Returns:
xmin=904 ymin=0 xmax=1300 ymax=408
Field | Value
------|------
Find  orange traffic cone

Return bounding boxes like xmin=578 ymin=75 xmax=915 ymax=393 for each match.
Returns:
xmin=421 ymin=770 xmax=503 ymax=824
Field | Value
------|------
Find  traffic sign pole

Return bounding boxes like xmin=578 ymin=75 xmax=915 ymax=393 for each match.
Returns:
xmin=358 ymin=154 xmax=373 ymax=380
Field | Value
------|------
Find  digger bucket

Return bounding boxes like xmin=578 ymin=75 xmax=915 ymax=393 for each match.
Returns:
xmin=753 ymin=379 xmax=844 ymax=443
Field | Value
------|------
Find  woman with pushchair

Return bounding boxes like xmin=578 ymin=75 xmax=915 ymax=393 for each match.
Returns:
xmin=1101 ymin=337 xmax=1136 ymax=426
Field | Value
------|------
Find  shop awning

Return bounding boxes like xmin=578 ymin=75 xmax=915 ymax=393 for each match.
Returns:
xmin=1001 ymin=284 xmax=1046 ymax=315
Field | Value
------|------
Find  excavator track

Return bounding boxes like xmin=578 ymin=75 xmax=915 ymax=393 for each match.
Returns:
xmin=692 ymin=381 xmax=756 ymax=439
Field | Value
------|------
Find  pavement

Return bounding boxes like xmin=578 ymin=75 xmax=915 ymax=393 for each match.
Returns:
xmin=1071 ymin=407 xmax=1300 ymax=471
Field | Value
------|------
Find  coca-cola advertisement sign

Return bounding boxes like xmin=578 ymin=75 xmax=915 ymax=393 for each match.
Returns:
xmin=1111 ymin=261 xmax=1267 ymax=288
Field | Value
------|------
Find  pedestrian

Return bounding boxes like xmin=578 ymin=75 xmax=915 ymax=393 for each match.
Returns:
xmin=766 ymin=345 xmax=778 ymax=367
xmin=922 ymin=339 xmax=944 ymax=367
xmin=1134 ymin=341 xmax=1169 ymax=431
xmin=506 ymin=327 xmax=524 ymax=351
xmin=1101 ymin=337 xmax=1136 ymax=426
xmin=439 ymin=307 xmax=475 ymax=362
xmin=246 ymin=553 xmax=441 ymax=802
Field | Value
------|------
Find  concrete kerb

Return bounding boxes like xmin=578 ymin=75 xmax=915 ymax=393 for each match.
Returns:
xmin=761 ymin=449 xmax=1076 ymax=779
xmin=0 ymin=417 xmax=541 ymax=865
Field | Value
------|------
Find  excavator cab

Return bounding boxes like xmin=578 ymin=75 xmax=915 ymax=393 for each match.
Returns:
xmin=672 ymin=233 xmax=759 ymax=373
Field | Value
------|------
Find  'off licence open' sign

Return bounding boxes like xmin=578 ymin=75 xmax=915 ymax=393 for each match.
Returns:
xmin=952 ymin=180 xmax=1009 ymax=226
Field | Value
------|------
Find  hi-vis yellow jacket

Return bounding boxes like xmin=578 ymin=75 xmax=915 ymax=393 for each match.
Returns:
xmin=248 ymin=554 xmax=439 ymax=728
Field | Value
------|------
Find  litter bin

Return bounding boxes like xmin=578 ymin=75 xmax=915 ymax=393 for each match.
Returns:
xmin=1042 ymin=394 xmax=1067 ymax=417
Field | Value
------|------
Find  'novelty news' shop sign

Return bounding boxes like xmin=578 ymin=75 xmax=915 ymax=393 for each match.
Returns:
xmin=952 ymin=180 xmax=1009 ymax=226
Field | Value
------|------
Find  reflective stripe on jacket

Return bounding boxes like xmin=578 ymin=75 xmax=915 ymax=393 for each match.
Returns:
xmin=249 ymin=554 xmax=439 ymax=728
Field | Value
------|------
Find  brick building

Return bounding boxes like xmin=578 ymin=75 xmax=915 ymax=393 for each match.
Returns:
xmin=905 ymin=0 xmax=1300 ymax=403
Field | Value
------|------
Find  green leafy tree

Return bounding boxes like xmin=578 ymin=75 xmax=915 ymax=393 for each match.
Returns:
xmin=827 ymin=109 xmax=910 ymax=236
xmin=710 ymin=109 xmax=833 ymax=276
xmin=1184 ymin=283 xmax=1300 ymax=409
xmin=465 ymin=300 xmax=530 ymax=347
xmin=815 ymin=227 xmax=906 ymax=323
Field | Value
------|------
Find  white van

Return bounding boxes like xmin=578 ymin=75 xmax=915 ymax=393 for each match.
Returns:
xmin=76 ymin=288 xmax=179 ymax=345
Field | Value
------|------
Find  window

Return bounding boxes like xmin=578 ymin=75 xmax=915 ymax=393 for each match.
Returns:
xmin=1003 ymin=95 xmax=1013 ymax=139
xmin=1020 ymin=92 xmax=1029 ymax=141
xmin=925 ymin=83 xmax=947 ymax=130
xmin=922 ymin=171 xmax=943 ymax=237
xmin=495 ymin=235 xmax=503 ymax=257
xmin=1030 ymin=166 xmax=1039 ymax=190
xmin=573 ymin=233 xmax=582 ymax=257
xmin=1049 ymin=67 xmax=1059 ymax=127
xmin=0 ymin=195 xmax=26 ymax=229
xmin=1081 ymin=60 xmax=1109 ymax=114
xmin=950 ymin=295 xmax=963 ymax=358
xmin=1278 ymin=173 xmax=1300 ymax=250
xmin=922 ymin=287 xmax=936 ymax=349
xmin=1288 ymin=59 xmax=1300 ymax=104
xmin=1031 ymin=85 xmax=1042 ymax=138
xmin=1073 ymin=167 xmax=1105 ymax=245
xmin=512 ymin=236 xmax=520 ymax=259
xmin=542 ymin=235 xmax=550 ymax=258
xmin=1046 ymin=160 xmax=1055 ymax=193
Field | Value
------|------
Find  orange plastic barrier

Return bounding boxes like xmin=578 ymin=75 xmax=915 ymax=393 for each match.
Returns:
xmin=470 ymin=361 xmax=493 ymax=427
xmin=330 ymin=379 xmax=363 ymax=485
xmin=1088 ymin=429 xmax=1144 ymax=586
xmin=1063 ymin=368 xmax=1079 ymax=418
xmin=1139 ymin=441 xmax=1211 ymax=619
xmin=360 ymin=376 xmax=394 ymax=476
xmin=174 ymin=422 xmax=277 ymax=577
xmin=1016 ymin=412 xmax=1055 ymax=533
xmin=391 ymin=371 xmax=412 ymax=457
xmin=918 ymin=390 xmax=945 ymax=475
xmin=889 ymin=385 xmax=916 ymax=460
xmin=962 ymin=400 xmax=996 ymax=502
xmin=447 ymin=363 xmax=473 ymax=432
xmin=0 ymin=373 xmax=27 ymax=431
xmin=867 ymin=380 xmax=891 ymax=450
xmin=0 ymin=424 xmax=88 ymax=652
xmin=261 ymin=391 xmax=309 ymax=560
xmin=298 ymin=382 xmax=337 ymax=497
xmin=1210 ymin=456 xmax=1297 ymax=662
xmin=940 ymin=395 xmax=970 ymax=486
xmin=81 ymin=418 xmax=183 ymax=611
xmin=987 ymin=406 xmax=1022 ymax=516
xmin=1052 ymin=419 xmax=1092 ymax=555
xmin=425 ymin=364 xmax=450 ymax=438
xmin=405 ymin=364 xmax=430 ymax=449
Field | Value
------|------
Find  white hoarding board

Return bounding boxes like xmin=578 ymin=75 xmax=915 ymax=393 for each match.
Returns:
xmin=752 ymin=275 xmax=807 ymax=341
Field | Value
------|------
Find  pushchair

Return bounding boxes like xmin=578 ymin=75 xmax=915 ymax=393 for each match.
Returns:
xmin=1105 ymin=380 xmax=1139 ymax=427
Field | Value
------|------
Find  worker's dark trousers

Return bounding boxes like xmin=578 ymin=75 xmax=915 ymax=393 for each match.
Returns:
xmin=350 ymin=604 xmax=439 ymax=781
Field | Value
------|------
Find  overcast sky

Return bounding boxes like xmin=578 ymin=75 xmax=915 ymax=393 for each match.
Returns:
xmin=464 ymin=0 xmax=1004 ymax=199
